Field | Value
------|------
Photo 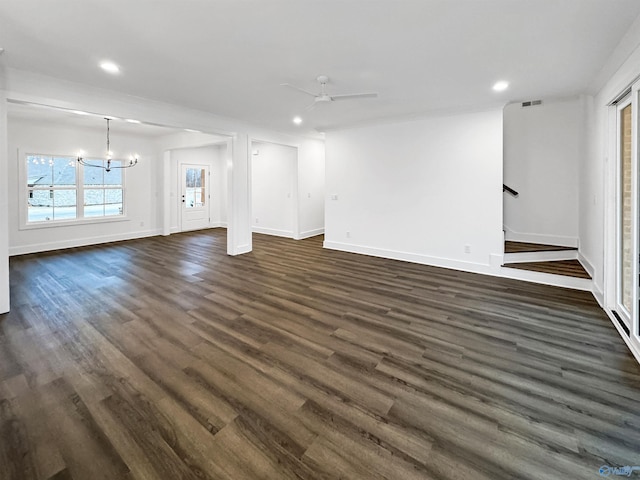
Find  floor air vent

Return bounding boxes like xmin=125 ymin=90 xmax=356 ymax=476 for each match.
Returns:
xmin=522 ymin=100 xmax=543 ymax=107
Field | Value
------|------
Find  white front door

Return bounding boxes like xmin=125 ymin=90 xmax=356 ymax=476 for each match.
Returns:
xmin=181 ymin=164 xmax=210 ymax=231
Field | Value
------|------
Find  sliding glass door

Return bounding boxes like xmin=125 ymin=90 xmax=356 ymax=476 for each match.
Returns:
xmin=614 ymin=83 xmax=639 ymax=339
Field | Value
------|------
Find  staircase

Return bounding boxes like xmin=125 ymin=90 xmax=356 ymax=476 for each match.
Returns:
xmin=501 ymin=241 xmax=592 ymax=290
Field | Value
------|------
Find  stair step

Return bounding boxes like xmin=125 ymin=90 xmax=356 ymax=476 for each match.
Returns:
xmin=499 ymin=264 xmax=592 ymax=291
xmin=504 ymin=249 xmax=578 ymax=263
xmin=502 ymin=259 xmax=591 ymax=279
xmin=505 ymin=241 xmax=577 ymax=254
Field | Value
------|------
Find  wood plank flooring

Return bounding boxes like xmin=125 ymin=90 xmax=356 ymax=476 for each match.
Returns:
xmin=503 ymin=259 xmax=592 ymax=279
xmin=1 ymin=229 xmax=638 ymax=480
xmin=504 ymin=241 xmax=577 ymax=254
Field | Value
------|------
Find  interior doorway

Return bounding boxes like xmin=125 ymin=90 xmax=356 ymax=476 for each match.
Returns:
xmin=167 ymin=142 xmax=229 ymax=234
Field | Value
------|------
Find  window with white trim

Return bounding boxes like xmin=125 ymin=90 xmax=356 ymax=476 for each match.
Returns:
xmin=26 ymin=154 xmax=125 ymax=224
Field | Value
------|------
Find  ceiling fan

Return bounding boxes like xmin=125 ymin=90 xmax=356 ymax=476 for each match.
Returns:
xmin=281 ymin=75 xmax=377 ymax=110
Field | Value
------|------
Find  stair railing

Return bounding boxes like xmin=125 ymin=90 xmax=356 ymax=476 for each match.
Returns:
xmin=503 ymin=184 xmax=519 ymax=197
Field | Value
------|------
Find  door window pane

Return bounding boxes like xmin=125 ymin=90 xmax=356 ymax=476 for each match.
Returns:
xmin=185 ymin=168 xmax=206 ymax=208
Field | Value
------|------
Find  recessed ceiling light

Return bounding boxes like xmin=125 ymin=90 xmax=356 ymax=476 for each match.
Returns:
xmin=293 ymin=116 xmax=302 ymax=125
xmin=125 ymin=119 xmax=141 ymax=124
xmin=100 ymin=61 xmax=120 ymax=74
xmin=71 ymin=110 xmax=89 ymax=116
xmin=492 ymin=81 xmax=509 ymax=92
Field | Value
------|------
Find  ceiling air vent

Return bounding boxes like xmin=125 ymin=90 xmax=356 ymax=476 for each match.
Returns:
xmin=521 ymin=100 xmax=542 ymax=107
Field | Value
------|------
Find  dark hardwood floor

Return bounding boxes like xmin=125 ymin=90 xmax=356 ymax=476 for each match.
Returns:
xmin=1 ymin=229 xmax=638 ymax=479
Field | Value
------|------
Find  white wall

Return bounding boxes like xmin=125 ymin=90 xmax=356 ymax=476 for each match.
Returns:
xmin=0 ymin=88 xmax=9 ymax=313
xmin=168 ymin=144 xmax=227 ymax=232
xmin=7 ymin=117 xmax=160 ymax=255
xmin=297 ymin=139 xmax=325 ymax=239
xmin=251 ymin=141 xmax=296 ymax=238
xmin=324 ymin=109 xmax=503 ymax=273
xmin=503 ymin=98 xmax=582 ymax=247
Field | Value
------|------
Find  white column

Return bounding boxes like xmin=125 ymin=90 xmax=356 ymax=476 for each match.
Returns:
xmin=161 ymin=150 xmax=171 ymax=236
xmin=0 ymin=87 xmax=10 ymax=313
xmin=226 ymin=133 xmax=252 ymax=255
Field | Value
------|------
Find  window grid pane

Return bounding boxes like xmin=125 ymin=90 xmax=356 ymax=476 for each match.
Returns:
xmin=25 ymin=154 xmax=127 ymax=224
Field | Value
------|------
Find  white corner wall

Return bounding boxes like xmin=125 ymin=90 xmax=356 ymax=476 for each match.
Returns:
xmin=297 ymin=139 xmax=325 ymax=239
xmin=324 ymin=109 xmax=503 ymax=273
xmin=8 ymin=118 xmax=160 ymax=255
xmin=0 ymin=90 xmax=9 ymax=313
xmin=251 ymin=142 xmax=296 ymax=238
xmin=503 ymin=98 xmax=581 ymax=247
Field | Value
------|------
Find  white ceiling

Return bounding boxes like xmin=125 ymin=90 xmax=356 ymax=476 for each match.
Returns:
xmin=7 ymin=101 xmax=180 ymax=137
xmin=1 ymin=0 xmax=639 ymax=135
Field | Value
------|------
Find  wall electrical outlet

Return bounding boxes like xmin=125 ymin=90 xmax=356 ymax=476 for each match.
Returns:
xmin=464 ymin=245 xmax=471 ymax=254
xmin=255 ymin=218 xmax=259 ymax=223
xmin=330 ymin=194 xmax=338 ymax=200
xmin=346 ymin=231 xmax=351 ymax=238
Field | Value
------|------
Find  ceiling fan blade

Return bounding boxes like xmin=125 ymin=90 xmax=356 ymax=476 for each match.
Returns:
xmin=305 ymin=101 xmax=317 ymax=111
xmin=330 ymin=92 xmax=378 ymax=101
xmin=280 ymin=83 xmax=317 ymax=97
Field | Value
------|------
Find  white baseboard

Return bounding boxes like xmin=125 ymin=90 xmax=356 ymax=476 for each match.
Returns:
xmin=9 ymin=229 xmax=162 ymax=256
xmin=229 ymin=243 xmax=252 ymax=256
xmin=172 ymin=222 xmax=226 ymax=234
xmin=503 ymin=226 xmax=578 ymax=248
xmin=323 ymin=240 xmax=595 ymax=292
xmin=252 ymin=226 xmax=293 ymax=238
xmin=592 ymin=283 xmax=605 ymax=308
xmin=323 ymin=240 xmax=494 ymax=276
xmin=577 ymin=251 xmax=595 ymax=278
xmin=297 ymin=228 xmax=324 ymax=240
